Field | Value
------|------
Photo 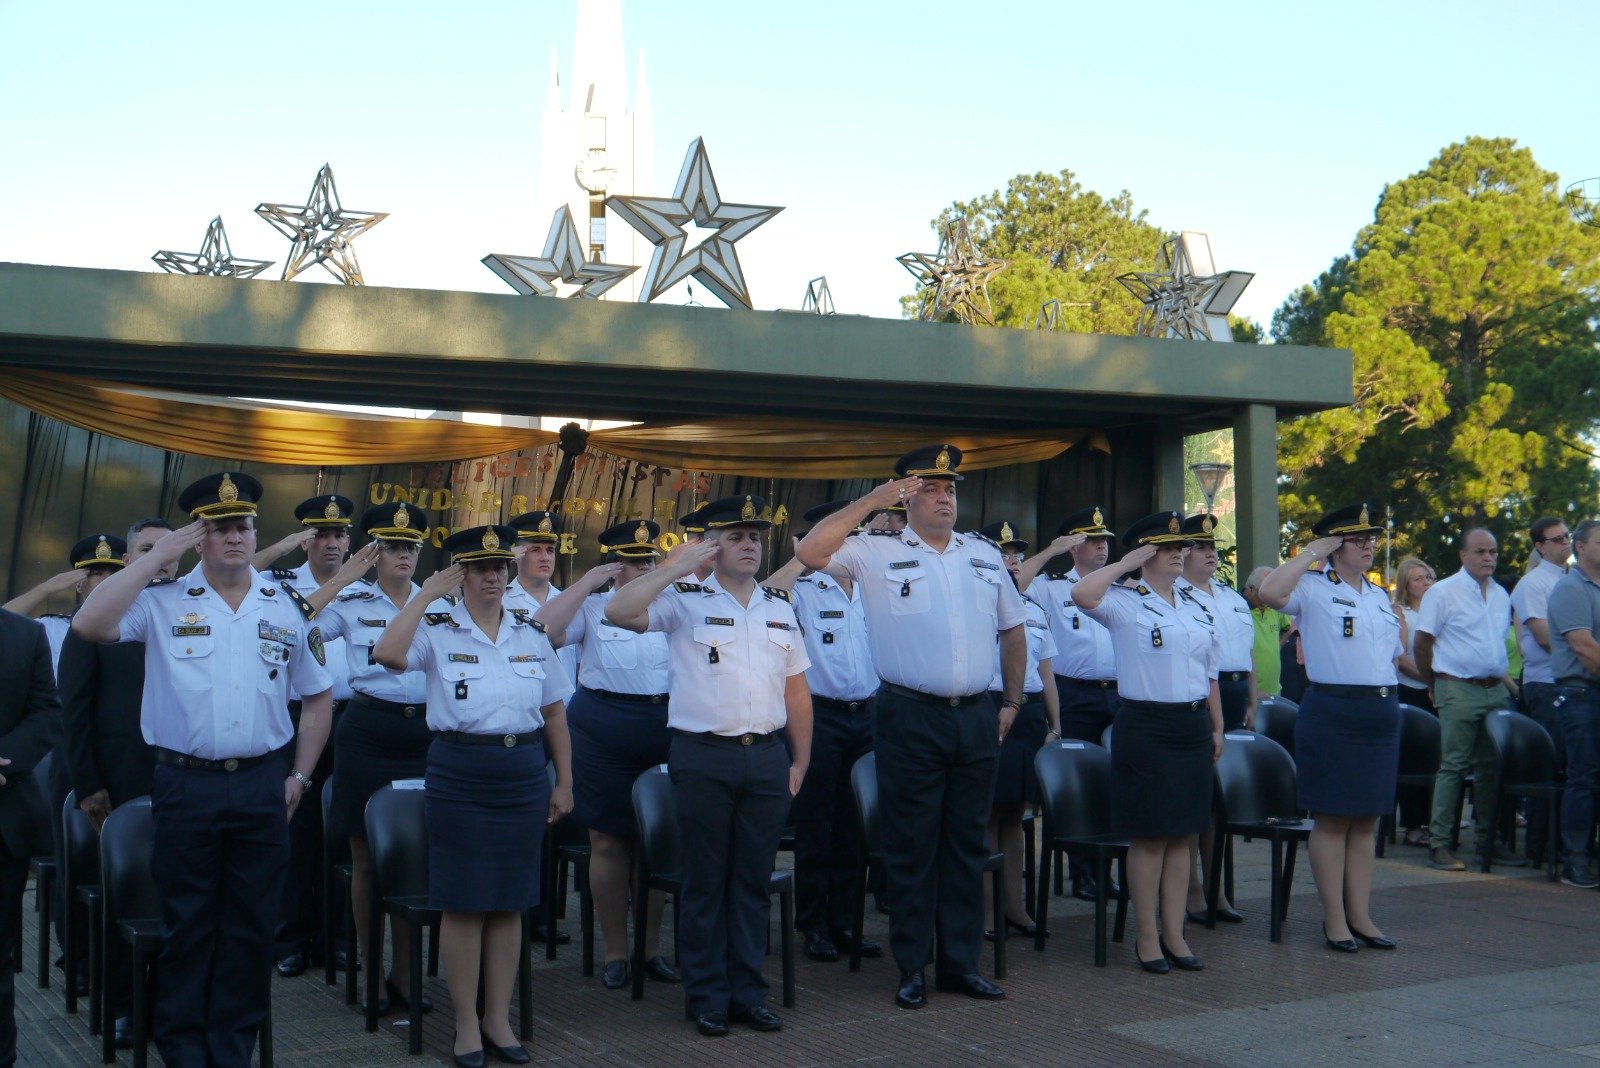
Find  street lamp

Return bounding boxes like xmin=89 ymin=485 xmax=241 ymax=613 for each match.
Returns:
xmin=1189 ymin=462 xmax=1232 ymax=512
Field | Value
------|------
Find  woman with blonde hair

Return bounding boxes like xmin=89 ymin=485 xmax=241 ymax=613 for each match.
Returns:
xmin=1390 ymin=556 xmax=1435 ymax=846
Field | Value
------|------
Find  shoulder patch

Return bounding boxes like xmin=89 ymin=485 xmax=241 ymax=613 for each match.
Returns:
xmin=269 ymin=566 xmax=297 ymax=580
xmin=423 ymin=612 xmax=457 ymax=627
xmin=279 ymin=582 xmax=316 ymax=621
xmin=762 ymin=586 xmax=793 ymax=604
xmin=307 ymin=625 xmax=326 ymax=667
xmin=674 ymin=581 xmax=707 ymax=594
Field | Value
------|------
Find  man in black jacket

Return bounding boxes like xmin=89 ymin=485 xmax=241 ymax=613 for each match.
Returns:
xmin=0 ymin=607 xmax=64 ymax=1066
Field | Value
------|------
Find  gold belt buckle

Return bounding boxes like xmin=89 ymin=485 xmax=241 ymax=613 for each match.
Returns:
xmin=223 ymin=758 xmax=239 ymax=772
xmin=503 ymin=734 xmax=516 ymax=747
xmin=740 ymin=734 xmax=754 ymax=746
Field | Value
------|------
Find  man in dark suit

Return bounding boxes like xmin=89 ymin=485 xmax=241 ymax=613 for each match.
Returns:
xmin=0 ymin=607 xmax=64 ymax=1067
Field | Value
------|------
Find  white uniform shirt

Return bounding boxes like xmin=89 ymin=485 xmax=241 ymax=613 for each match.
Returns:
xmin=1083 ymin=582 xmax=1219 ymax=703
xmin=121 ymin=564 xmax=332 ymax=759
xmin=314 ymin=580 xmax=430 ymax=704
xmin=1177 ymin=578 xmax=1255 ymax=673
xmin=1511 ymin=558 xmax=1566 ymax=685
xmin=792 ymin=573 xmax=877 ymax=702
xmin=505 ymin=580 xmax=581 ymax=685
xmin=565 ymin=590 xmax=670 ymax=695
xmin=645 ymin=573 xmax=809 ymax=736
xmin=1414 ymin=569 xmax=1511 ymax=680
xmin=404 ymin=602 xmax=574 ymax=734
xmin=990 ymin=593 xmax=1057 ymax=695
xmin=1028 ymin=569 xmax=1116 ymax=681
xmin=1284 ymin=569 xmax=1403 ymax=686
xmin=279 ymin=562 xmax=352 ymax=701
xmin=829 ymin=528 xmax=1027 ymax=698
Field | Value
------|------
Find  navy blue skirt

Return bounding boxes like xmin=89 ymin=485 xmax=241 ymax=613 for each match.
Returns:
xmin=1110 ymin=700 xmax=1213 ymax=838
xmin=329 ymin=695 xmax=431 ymax=840
xmin=994 ymin=696 xmax=1048 ymax=805
xmin=1294 ymin=686 xmax=1401 ymax=817
xmin=425 ymin=736 xmax=549 ymax=913
xmin=568 ymin=688 xmax=671 ymax=839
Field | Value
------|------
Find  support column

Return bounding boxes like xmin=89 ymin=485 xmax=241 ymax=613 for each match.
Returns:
xmin=1234 ymin=403 xmax=1280 ymax=578
xmin=1153 ymin=424 xmax=1186 ymax=512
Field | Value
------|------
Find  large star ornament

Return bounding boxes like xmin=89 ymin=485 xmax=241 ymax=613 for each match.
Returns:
xmin=152 ymin=216 xmax=273 ymax=279
xmin=255 ymin=164 xmax=388 ymax=285
xmin=1116 ymin=232 xmax=1253 ymax=341
xmin=606 ymin=138 xmax=783 ymax=309
xmin=482 ymin=206 xmax=637 ymax=298
xmin=898 ymin=218 xmax=1009 ymax=326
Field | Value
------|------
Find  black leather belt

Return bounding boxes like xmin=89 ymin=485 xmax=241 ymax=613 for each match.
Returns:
xmin=1062 ymin=676 xmax=1117 ymax=690
xmin=1435 ymin=673 xmax=1503 ymax=689
xmin=813 ymin=694 xmax=875 ymax=712
xmin=880 ymin=682 xmax=989 ymax=707
xmin=582 ymin=686 xmax=669 ymax=705
xmin=154 ymin=746 xmax=282 ymax=773
xmin=1557 ymin=678 xmax=1598 ymax=690
xmin=1218 ymin=671 xmax=1249 ymax=683
xmin=434 ymin=728 xmax=544 ymax=748
xmin=1120 ymin=698 xmax=1205 ymax=712
xmin=989 ymin=690 xmax=1042 ymax=706
xmin=672 ymin=728 xmax=781 ymax=747
xmin=1310 ymin=683 xmax=1395 ymax=699
xmin=352 ymin=692 xmax=424 ymax=719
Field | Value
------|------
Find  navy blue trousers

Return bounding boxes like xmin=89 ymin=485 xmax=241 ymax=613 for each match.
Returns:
xmin=790 ymin=697 xmax=874 ymax=936
xmin=151 ymin=758 xmax=287 ymax=1068
xmin=669 ymin=732 xmax=790 ymax=1018
xmin=277 ymin=701 xmax=339 ymax=959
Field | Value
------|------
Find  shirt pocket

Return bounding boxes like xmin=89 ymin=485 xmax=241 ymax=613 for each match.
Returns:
xmin=171 ymin=636 xmax=215 ymax=691
xmin=766 ymin=626 xmax=797 ymax=659
xmin=595 ymin=624 xmax=640 ymax=670
xmin=885 ymin=567 xmax=929 ymax=616
xmin=256 ymin=638 xmax=294 ymax=693
xmin=970 ymin=569 xmax=1001 ymax=620
xmin=692 ymin=625 xmax=736 ymax=674
xmin=509 ymin=658 xmax=548 ymax=703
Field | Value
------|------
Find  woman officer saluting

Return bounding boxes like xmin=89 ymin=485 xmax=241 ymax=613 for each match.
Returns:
xmin=375 ymin=524 xmax=574 ymax=1067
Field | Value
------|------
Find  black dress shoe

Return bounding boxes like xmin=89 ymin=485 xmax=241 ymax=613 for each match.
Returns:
xmin=695 ymin=1009 xmax=729 ymax=1036
xmin=829 ymin=928 xmax=883 ymax=958
xmin=1186 ymin=907 xmax=1244 ymax=924
xmin=451 ymin=1040 xmax=486 ymax=1068
xmin=1349 ymin=927 xmax=1397 ymax=950
xmin=1071 ymin=877 xmax=1099 ymax=902
xmin=733 ymin=1004 xmax=783 ymax=1032
xmin=601 ymin=960 xmax=629 ymax=989
xmin=1159 ymin=939 xmax=1203 ymax=971
xmin=1004 ymin=917 xmax=1039 ymax=937
xmin=804 ymin=931 xmax=840 ymax=962
xmin=275 ymin=952 xmax=307 ymax=978
xmin=487 ymin=1041 xmax=531 ymax=1064
xmin=642 ymin=956 xmax=681 ymax=983
xmin=1324 ymin=925 xmax=1360 ymax=954
xmin=386 ymin=977 xmax=433 ymax=1013
xmin=895 ymin=969 xmax=927 ymax=1009
xmin=1137 ymin=954 xmax=1171 ymax=974
xmin=113 ymin=1016 xmax=133 ymax=1050
xmin=934 ymin=972 xmax=1005 ymax=999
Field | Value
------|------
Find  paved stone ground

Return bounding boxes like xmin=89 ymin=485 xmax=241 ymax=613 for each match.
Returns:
xmin=17 ymin=826 xmax=1600 ymax=1066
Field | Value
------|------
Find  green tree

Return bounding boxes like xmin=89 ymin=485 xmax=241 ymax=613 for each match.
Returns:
xmin=902 ymin=170 xmax=1169 ymax=333
xmin=1272 ymin=137 xmax=1600 ymax=572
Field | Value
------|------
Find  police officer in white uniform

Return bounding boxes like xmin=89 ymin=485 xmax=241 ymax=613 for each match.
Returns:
xmin=73 ymin=472 xmax=334 ymax=1068
xmin=606 ymin=495 xmax=812 ymax=1038
xmin=797 ymin=445 xmax=1026 ymax=1011
xmin=787 ymin=501 xmax=882 ymax=964
xmin=505 ymin=510 xmax=580 ymax=684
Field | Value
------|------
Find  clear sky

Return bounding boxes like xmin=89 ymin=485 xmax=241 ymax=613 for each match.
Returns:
xmin=1 ymin=0 xmax=1592 ymax=333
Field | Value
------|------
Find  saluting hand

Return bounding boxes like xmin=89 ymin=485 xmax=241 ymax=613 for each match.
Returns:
xmin=1301 ymin=536 xmax=1343 ymax=563
xmin=862 ymin=475 xmax=922 ymax=511
xmin=583 ymin=562 xmax=624 ymax=590
xmin=660 ymin=539 xmax=718 ymax=578
xmin=1047 ymin=533 xmax=1088 ymax=557
xmin=328 ymin=541 xmax=380 ymax=588
xmin=36 ymin=569 xmax=87 ymax=597
xmin=548 ymin=782 xmax=574 ymax=825
xmin=1119 ymin=544 xmax=1158 ymax=572
xmin=419 ymin=563 xmax=465 ymax=602
xmin=150 ymin=522 xmax=205 ymax=569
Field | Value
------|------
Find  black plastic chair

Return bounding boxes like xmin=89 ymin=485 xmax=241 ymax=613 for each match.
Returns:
xmin=1377 ymin=704 xmax=1440 ymax=857
xmin=847 ymin=754 xmax=1005 ymax=978
xmin=1483 ymin=710 xmax=1563 ymax=879
xmin=63 ymin=789 xmax=103 ymax=1025
xmin=539 ymin=787 xmax=593 ymax=973
xmin=363 ymin=785 xmax=444 ymax=1053
xmin=27 ymin=749 xmax=56 ymax=988
xmin=320 ymin=775 xmax=356 ymax=1000
xmin=1031 ymin=742 xmax=1129 ymax=967
xmin=630 ymin=767 xmax=795 ymax=1004
xmin=1209 ymin=731 xmax=1309 ymax=943
xmin=1254 ymin=696 xmax=1299 ymax=758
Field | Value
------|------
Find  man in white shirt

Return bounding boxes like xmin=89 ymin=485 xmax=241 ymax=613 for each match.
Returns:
xmin=1415 ymin=528 xmax=1521 ymax=871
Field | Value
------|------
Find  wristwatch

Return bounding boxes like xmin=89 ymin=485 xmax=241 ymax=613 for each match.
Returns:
xmin=289 ymin=770 xmax=313 ymax=790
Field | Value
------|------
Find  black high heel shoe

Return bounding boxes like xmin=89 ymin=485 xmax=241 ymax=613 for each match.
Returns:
xmin=1323 ymin=925 xmax=1360 ymax=954
xmin=1004 ymin=917 xmax=1040 ymax=938
xmin=1348 ymin=927 xmax=1397 ymax=950
xmin=1158 ymin=939 xmax=1203 ymax=971
xmin=1136 ymin=951 xmax=1170 ymax=974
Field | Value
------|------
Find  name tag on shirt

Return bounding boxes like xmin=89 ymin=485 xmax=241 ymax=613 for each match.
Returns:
xmin=1333 ymin=597 xmax=1357 ymax=608
xmin=448 ymin=653 xmax=479 ymax=663
xmin=172 ymin=625 xmax=211 ymax=637
xmin=507 ymin=654 xmax=541 ymax=663
xmin=889 ymin=560 xmax=920 ymax=570
xmin=704 ymin=616 xmax=735 ymax=626
xmin=766 ymin=621 xmax=793 ymax=631
xmin=357 ymin=617 xmax=387 ymax=628
xmin=820 ymin=610 xmax=846 ymax=619
xmin=969 ymin=559 xmax=1000 ymax=570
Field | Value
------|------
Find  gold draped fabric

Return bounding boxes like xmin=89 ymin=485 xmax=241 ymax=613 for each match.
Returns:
xmin=0 ymin=369 xmax=1104 ymax=476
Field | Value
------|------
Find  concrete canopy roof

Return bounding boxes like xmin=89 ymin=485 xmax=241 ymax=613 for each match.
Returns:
xmin=0 ymin=263 xmax=1351 ymax=432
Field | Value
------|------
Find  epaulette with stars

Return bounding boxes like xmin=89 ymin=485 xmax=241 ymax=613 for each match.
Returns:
xmin=269 ymin=566 xmax=297 ymax=580
xmin=277 ymin=582 xmax=317 ymax=621
xmin=423 ymin=612 xmax=457 ymax=627
xmin=336 ymin=589 xmax=377 ymax=602
xmin=507 ymin=607 xmax=547 ymax=632
xmin=674 ymin=581 xmax=707 ymax=594
xmin=762 ymin=586 xmax=793 ymax=604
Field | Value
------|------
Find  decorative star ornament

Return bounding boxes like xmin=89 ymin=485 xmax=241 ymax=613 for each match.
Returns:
xmin=482 ymin=206 xmax=637 ymax=298
xmin=897 ymin=218 xmax=1009 ymax=326
xmin=255 ymin=164 xmax=388 ymax=285
xmin=606 ymin=138 xmax=783 ymax=309
xmin=1116 ymin=232 xmax=1253 ymax=341
xmin=151 ymin=217 xmax=273 ymax=279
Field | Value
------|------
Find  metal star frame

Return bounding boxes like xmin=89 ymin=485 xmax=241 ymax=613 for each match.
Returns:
xmin=801 ymin=276 xmax=836 ymax=315
xmin=1116 ymin=232 xmax=1253 ymax=341
xmin=482 ymin=206 xmax=638 ymax=298
xmin=606 ymin=138 xmax=783 ymax=309
xmin=255 ymin=164 xmax=388 ymax=285
xmin=898 ymin=218 xmax=1009 ymax=326
xmin=152 ymin=216 xmax=273 ymax=279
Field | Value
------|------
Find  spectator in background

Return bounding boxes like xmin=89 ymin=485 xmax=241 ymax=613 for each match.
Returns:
xmin=1244 ymin=566 xmax=1292 ymax=701
xmin=1391 ymin=556 xmax=1437 ymax=847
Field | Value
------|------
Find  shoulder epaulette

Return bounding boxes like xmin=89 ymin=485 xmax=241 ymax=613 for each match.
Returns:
xmin=269 ymin=566 xmax=297 ymax=580
xmin=336 ymin=589 xmax=376 ymax=602
xmin=147 ymin=576 xmax=176 ymax=588
xmin=1134 ymin=584 xmax=1151 ymax=595
xmin=441 ymin=593 xmax=460 ymax=606
xmin=762 ymin=586 xmax=793 ymax=604
xmin=1326 ymin=569 xmax=1343 ymax=585
xmin=674 ymin=581 xmax=707 ymax=593
xmin=424 ymin=612 xmax=457 ymax=627
xmin=279 ymin=582 xmax=316 ymax=621
xmin=507 ymin=607 xmax=546 ymax=632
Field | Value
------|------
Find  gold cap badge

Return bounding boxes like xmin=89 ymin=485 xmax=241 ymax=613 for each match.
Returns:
xmin=482 ymin=528 xmax=500 ymax=551
xmin=218 ymin=474 xmax=239 ymax=503
xmin=93 ymin=536 xmax=112 ymax=560
xmin=1168 ymin=515 xmax=1181 ymax=535
xmin=634 ymin=522 xmax=649 ymax=544
xmin=394 ymin=504 xmax=411 ymax=529
xmin=1092 ymin=508 xmax=1104 ymax=527
xmin=1359 ymin=505 xmax=1370 ymax=527
xmin=741 ymin=496 xmax=756 ymax=522
xmin=1000 ymin=522 xmax=1014 ymax=543
xmin=323 ymin=499 xmax=341 ymax=520
xmin=537 ymin=516 xmax=553 ymax=534
xmin=935 ymin=446 xmax=951 ymax=472
xmin=1201 ymin=516 xmax=1214 ymax=534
